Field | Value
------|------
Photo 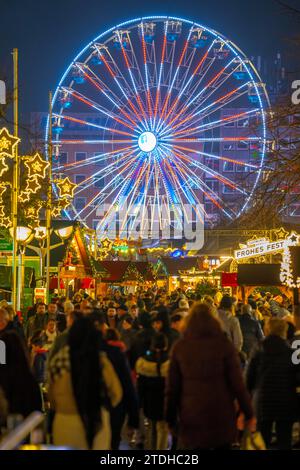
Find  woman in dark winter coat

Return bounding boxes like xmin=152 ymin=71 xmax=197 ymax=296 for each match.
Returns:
xmin=165 ymin=302 xmax=254 ymax=450
xmin=246 ymin=318 xmax=298 ymax=449
xmin=136 ymin=333 xmax=170 ymax=450
xmin=0 ymin=331 xmax=42 ymax=422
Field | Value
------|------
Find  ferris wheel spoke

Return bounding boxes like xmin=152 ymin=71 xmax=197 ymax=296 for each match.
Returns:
xmin=158 ymin=145 xmax=204 ymax=224
xmin=61 ymin=87 xmax=137 ymax=133
xmin=158 ymin=37 xmax=216 ymax=133
xmin=81 ymin=64 xmax=141 ymax=128
xmin=156 ymin=27 xmax=193 ymax=133
xmin=77 ymin=152 xmax=142 ymax=220
xmin=162 ymin=56 xmax=236 ymax=134
xmin=163 ymin=143 xmax=248 ymax=195
xmin=140 ymin=22 xmax=155 ymax=127
xmin=115 ymin=30 xmax=149 ymax=126
xmin=168 ymin=108 xmax=259 ymax=139
xmin=54 ymin=146 xmax=132 ymax=172
xmin=165 ymin=136 xmax=261 ymax=145
xmin=95 ymin=154 xmax=144 ymax=232
xmin=106 ymin=33 xmax=149 ymax=128
xmin=74 ymin=147 xmax=140 ymax=196
xmin=162 ymin=142 xmax=260 ymax=172
xmin=165 ymin=82 xmax=250 ymax=137
xmin=155 ymin=148 xmax=187 ymax=227
xmin=169 ymin=150 xmax=235 ymax=219
xmin=119 ymin=158 xmax=149 ymax=234
xmin=153 ymin=21 xmax=168 ymax=129
xmin=172 ymin=62 xmax=243 ymax=129
xmin=53 ymin=113 xmax=134 ymax=138
xmin=133 ymin=163 xmax=153 ymax=237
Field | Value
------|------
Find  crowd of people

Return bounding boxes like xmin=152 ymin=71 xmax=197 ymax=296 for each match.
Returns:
xmin=0 ymin=287 xmax=300 ymax=450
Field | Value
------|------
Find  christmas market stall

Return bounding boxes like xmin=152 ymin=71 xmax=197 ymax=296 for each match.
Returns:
xmin=98 ymin=260 xmax=156 ymax=294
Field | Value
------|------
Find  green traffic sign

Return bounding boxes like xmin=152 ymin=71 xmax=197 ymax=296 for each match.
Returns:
xmin=0 ymin=239 xmax=13 ymax=251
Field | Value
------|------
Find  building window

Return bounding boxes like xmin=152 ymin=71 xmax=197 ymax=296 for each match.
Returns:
xmin=223 ymin=143 xmax=235 ymax=151
xmin=223 ymin=161 xmax=234 ymax=172
xmin=206 ymin=180 xmax=219 ymax=192
xmin=75 ymin=152 xmax=87 ymax=162
xmin=92 ymin=220 xmax=99 ymax=230
xmin=237 ymin=141 xmax=249 ymax=150
xmin=94 ymin=152 xmax=105 ymax=166
xmin=288 ymin=204 xmax=300 ymax=216
xmin=59 ymin=152 xmax=68 ymax=164
xmin=223 ymin=185 xmax=235 ymax=194
xmin=74 ymin=197 xmax=86 ymax=210
xmin=75 ymin=175 xmax=85 ymax=185
xmin=224 ymin=120 xmax=235 ymax=127
xmin=236 ymin=163 xmax=248 ymax=172
xmin=94 ymin=178 xmax=105 ymax=189
xmin=237 ymin=119 xmax=249 ymax=128
xmin=205 ymin=158 xmax=219 ymax=171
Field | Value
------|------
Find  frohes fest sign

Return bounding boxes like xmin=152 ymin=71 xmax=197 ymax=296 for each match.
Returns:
xmin=234 ymin=233 xmax=300 ymax=261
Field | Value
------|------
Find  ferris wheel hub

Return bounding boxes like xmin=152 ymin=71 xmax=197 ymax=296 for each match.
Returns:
xmin=138 ymin=131 xmax=157 ymax=153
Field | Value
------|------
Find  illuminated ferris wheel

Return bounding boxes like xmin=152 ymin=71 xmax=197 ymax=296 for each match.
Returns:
xmin=49 ymin=16 xmax=270 ymax=237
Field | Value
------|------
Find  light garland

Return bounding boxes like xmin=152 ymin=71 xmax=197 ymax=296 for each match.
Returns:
xmin=0 ymin=128 xmax=19 ymax=157
xmin=0 ymin=127 xmax=78 ymax=228
xmin=280 ymin=232 xmax=300 ymax=288
xmin=56 ymin=176 xmax=77 ymax=199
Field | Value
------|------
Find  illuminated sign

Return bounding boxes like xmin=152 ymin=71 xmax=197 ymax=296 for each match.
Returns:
xmin=234 ymin=233 xmax=300 ymax=261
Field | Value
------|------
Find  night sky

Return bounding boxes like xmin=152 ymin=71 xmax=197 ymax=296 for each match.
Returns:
xmin=1 ymin=0 xmax=300 ymax=127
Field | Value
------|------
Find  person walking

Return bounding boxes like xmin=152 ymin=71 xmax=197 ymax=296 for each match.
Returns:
xmin=0 ymin=331 xmax=42 ymax=424
xmin=48 ymin=317 xmax=122 ymax=449
xmin=165 ymin=302 xmax=254 ymax=450
xmin=218 ymin=295 xmax=243 ymax=352
xmin=237 ymin=304 xmax=264 ymax=358
xmin=136 ymin=333 xmax=170 ymax=450
xmin=246 ymin=317 xmax=298 ymax=449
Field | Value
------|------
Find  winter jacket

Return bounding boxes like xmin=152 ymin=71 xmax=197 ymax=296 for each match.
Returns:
xmin=48 ymin=347 xmax=122 ymax=449
xmin=136 ymin=353 xmax=170 ymax=421
xmin=246 ymin=335 xmax=298 ymax=422
xmin=26 ymin=314 xmax=49 ymax=339
xmin=218 ymin=309 xmax=243 ymax=351
xmin=165 ymin=331 xmax=253 ymax=449
xmin=237 ymin=313 xmax=264 ymax=357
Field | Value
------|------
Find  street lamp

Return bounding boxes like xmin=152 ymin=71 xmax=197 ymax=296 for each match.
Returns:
xmin=9 ymin=226 xmax=33 ymax=312
xmin=54 ymin=226 xmax=74 ymax=240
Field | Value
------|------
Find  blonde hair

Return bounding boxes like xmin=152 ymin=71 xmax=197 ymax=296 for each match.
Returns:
xmin=5 ymin=305 xmax=15 ymax=321
xmin=265 ymin=318 xmax=288 ymax=339
xmin=64 ymin=301 xmax=75 ymax=313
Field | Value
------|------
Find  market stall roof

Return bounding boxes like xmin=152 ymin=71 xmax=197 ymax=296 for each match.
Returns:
xmin=100 ymin=261 xmax=155 ymax=283
xmin=159 ymin=257 xmax=200 ymax=276
xmin=24 ymin=221 xmax=96 ymax=276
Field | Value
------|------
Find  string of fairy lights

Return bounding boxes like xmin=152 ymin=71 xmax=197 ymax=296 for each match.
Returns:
xmin=0 ymin=127 xmax=77 ymax=229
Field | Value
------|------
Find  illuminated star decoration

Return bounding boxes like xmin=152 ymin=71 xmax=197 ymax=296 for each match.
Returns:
xmin=0 ymin=185 xmax=10 ymax=227
xmin=0 ymin=216 xmax=11 ymax=228
xmin=0 ymin=156 xmax=9 ymax=177
xmin=24 ymin=203 xmax=42 ymax=227
xmin=18 ymin=191 xmax=31 ymax=203
xmin=58 ymin=197 xmax=71 ymax=210
xmin=24 ymin=153 xmax=50 ymax=179
xmin=56 ymin=177 xmax=77 ymax=198
xmin=52 ymin=206 xmax=62 ymax=218
xmin=0 ymin=128 xmax=20 ymax=158
xmin=274 ymin=227 xmax=289 ymax=241
xmin=25 ymin=176 xmax=41 ymax=194
xmin=286 ymin=231 xmax=300 ymax=246
xmin=100 ymin=238 xmax=113 ymax=251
